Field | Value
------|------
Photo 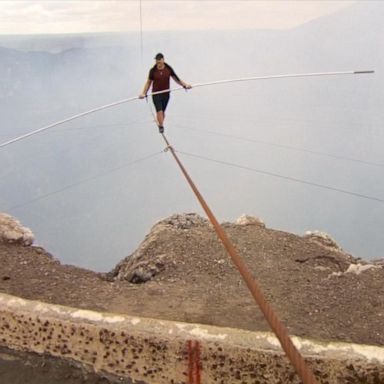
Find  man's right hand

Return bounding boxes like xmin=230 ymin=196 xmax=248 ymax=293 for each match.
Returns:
xmin=139 ymin=93 xmax=146 ymax=99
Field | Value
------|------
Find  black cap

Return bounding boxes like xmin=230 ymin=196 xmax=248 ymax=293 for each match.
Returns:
xmin=154 ymin=53 xmax=164 ymax=60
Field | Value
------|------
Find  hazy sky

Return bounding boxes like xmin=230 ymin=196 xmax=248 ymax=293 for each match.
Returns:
xmin=0 ymin=0 xmax=357 ymax=34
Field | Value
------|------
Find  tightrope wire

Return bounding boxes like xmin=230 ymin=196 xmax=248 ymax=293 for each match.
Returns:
xmin=159 ymin=133 xmax=319 ymax=384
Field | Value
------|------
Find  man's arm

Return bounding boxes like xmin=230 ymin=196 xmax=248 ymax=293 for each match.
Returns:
xmin=139 ymin=79 xmax=152 ymax=98
xmin=168 ymin=65 xmax=192 ymax=89
xmin=172 ymin=76 xmax=192 ymax=89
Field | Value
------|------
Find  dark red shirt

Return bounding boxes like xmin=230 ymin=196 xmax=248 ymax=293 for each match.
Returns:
xmin=148 ymin=63 xmax=180 ymax=93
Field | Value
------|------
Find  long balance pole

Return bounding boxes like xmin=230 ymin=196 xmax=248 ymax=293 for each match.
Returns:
xmin=160 ymin=133 xmax=319 ymax=384
xmin=0 ymin=70 xmax=373 ymax=149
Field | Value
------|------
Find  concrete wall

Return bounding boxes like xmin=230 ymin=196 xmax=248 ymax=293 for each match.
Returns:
xmin=1 ymin=292 xmax=383 ymax=383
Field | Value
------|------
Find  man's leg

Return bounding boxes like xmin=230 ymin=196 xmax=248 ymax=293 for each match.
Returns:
xmin=158 ymin=94 xmax=169 ymax=132
xmin=156 ymin=111 xmax=164 ymax=133
xmin=152 ymin=94 xmax=169 ymax=133
xmin=157 ymin=111 xmax=165 ymax=127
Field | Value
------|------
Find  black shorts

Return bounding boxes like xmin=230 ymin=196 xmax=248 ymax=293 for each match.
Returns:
xmin=152 ymin=93 xmax=170 ymax=112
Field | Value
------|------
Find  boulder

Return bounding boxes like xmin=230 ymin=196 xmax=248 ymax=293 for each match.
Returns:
xmin=158 ymin=213 xmax=209 ymax=230
xmin=303 ymin=230 xmax=342 ymax=252
xmin=0 ymin=213 xmax=34 ymax=246
xmin=235 ymin=214 xmax=265 ymax=228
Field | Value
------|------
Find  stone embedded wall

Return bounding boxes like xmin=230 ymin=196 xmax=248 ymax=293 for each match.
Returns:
xmin=1 ymin=292 xmax=384 ymax=383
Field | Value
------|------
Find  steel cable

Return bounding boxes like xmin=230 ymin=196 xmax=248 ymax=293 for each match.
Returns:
xmin=7 ymin=151 xmax=162 ymax=212
xmin=171 ymin=124 xmax=384 ymax=168
xmin=160 ymin=132 xmax=319 ymax=383
xmin=177 ymin=150 xmax=384 ymax=203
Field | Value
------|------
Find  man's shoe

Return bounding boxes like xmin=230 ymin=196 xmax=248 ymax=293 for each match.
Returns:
xmin=158 ymin=126 xmax=164 ymax=133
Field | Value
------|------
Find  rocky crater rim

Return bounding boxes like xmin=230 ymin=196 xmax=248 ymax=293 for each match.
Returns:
xmin=1 ymin=212 xmax=382 ymax=284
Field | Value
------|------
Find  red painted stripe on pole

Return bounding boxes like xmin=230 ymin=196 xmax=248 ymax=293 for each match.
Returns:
xmin=195 ymin=341 xmax=201 ymax=384
xmin=187 ymin=340 xmax=194 ymax=384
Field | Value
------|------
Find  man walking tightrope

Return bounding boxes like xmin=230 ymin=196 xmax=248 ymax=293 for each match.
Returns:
xmin=139 ymin=53 xmax=191 ymax=133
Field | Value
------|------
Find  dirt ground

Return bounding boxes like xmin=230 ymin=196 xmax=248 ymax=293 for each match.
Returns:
xmin=0 ymin=213 xmax=383 ymax=383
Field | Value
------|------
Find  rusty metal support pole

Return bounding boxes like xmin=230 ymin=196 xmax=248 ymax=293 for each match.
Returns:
xmin=161 ymin=133 xmax=318 ymax=384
